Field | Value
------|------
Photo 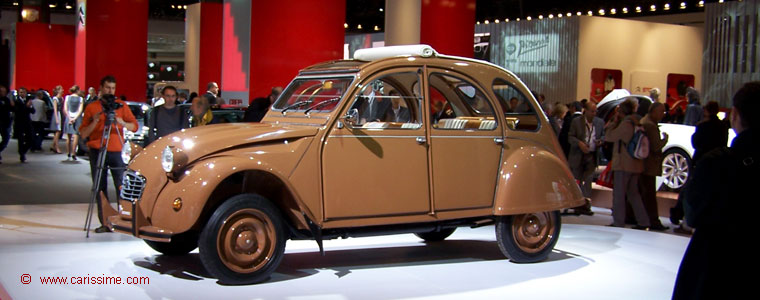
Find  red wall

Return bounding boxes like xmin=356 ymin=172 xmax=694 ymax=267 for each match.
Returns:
xmin=198 ymin=1 xmax=223 ymax=95
xmin=249 ymin=0 xmax=345 ymax=100
xmin=421 ymin=0 xmax=476 ymax=58
xmin=82 ymin=0 xmax=148 ymax=102
xmin=14 ymin=23 xmax=75 ymax=92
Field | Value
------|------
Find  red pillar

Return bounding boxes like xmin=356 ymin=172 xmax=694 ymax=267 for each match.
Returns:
xmin=249 ymin=0 xmax=345 ymax=100
xmin=75 ymin=0 xmax=148 ymax=101
xmin=198 ymin=1 xmax=223 ymax=95
xmin=420 ymin=0 xmax=475 ymax=58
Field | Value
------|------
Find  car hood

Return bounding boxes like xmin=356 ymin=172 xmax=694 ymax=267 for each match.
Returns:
xmin=134 ymin=122 xmax=319 ymax=165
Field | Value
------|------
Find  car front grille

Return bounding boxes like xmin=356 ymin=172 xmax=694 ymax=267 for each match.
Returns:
xmin=121 ymin=170 xmax=146 ymax=203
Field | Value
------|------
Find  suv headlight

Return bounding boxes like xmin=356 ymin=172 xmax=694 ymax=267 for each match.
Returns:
xmin=121 ymin=142 xmax=132 ymax=164
xmin=162 ymin=146 xmax=174 ymax=172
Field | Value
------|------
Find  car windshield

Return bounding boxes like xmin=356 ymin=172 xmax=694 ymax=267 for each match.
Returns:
xmin=272 ymin=76 xmax=354 ymax=113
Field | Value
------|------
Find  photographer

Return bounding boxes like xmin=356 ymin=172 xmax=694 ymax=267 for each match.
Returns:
xmin=79 ymin=75 xmax=137 ymax=233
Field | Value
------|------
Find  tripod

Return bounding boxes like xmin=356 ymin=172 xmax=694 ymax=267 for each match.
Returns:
xmin=84 ymin=109 xmax=124 ymax=238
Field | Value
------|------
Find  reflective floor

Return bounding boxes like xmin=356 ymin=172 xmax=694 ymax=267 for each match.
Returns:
xmin=0 ymin=204 xmax=688 ymax=300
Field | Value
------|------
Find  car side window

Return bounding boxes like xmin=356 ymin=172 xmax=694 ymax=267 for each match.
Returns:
xmin=348 ymin=71 xmax=423 ymax=129
xmin=492 ymin=78 xmax=540 ymax=131
xmin=428 ymin=72 xmax=497 ymax=131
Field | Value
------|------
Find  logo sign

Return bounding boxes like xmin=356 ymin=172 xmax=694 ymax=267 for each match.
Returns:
xmin=503 ymin=34 xmax=559 ymax=73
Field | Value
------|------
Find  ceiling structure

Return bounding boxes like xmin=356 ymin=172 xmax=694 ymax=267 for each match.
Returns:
xmin=1 ymin=0 xmax=724 ymax=33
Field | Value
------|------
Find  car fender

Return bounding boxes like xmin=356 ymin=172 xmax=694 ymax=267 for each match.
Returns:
xmin=148 ymin=153 xmax=311 ymax=235
xmin=493 ymin=143 xmax=584 ymax=215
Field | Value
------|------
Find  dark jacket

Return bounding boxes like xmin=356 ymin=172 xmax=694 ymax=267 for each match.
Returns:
xmin=673 ymin=129 xmax=759 ymax=299
xmin=691 ymin=115 xmax=728 ymax=165
xmin=13 ymin=98 xmax=35 ymax=132
xmin=243 ymin=97 xmax=270 ymax=122
xmin=0 ymin=95 xmax=12 ymax=127
xmin=567 ymin=115 xmax=604 ymax=168
xmin=640 ymin=114 xmax=667 ymax=176
xmin=559 ymin=112 xmax=582 ymax=156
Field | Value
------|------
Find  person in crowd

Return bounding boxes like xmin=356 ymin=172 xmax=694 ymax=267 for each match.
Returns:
xmin=673 ymin=82 xmax=760 ymax=299
xmin=567 ymin=101 xmax=604 ymax=216
xmin=384 ymin=90 xmax=411 ymax=123
xmin=244 ymin=87 xmax=282 ymax=122
xmin=639 ymin=102 xmax=669 ymax=231
xmin=683 ymin=87 xmax=703 ymax=125
xmin=508 ymin=97 xmax=519 ymax=112
xmin=190 ymin=93 xmax=218 ymax=127
xmin=13 ymin=87 xmax=35 ymax=162
xmin=186 ymin=92 xmax=198 ymax=104
xmin=29 ymin=90 xmax=48 ymax=152
xmin=670 ymin=101 xmax=729 ymax=227
xmin=559 ymin=101 xmax=583 ymax=157
xmin=178 ymin=92 xmax=187 ymax=105
xmin=604 ymin=97 xmax=651 ymax=229
xmin=85 ymin=87 xmax=97 ymax=105
xmin=548 ymin=101 xmax=567 ymax=135
xmin=149 ymin=84 xmax=164 ymax=107
xmin=49 ymin=85 xmax=64 ymax=154
xmin=63 ymin=85 xmax=84 ymax=161
xmin=79 ymin=75 xmax=138 ymax=233
xmin=0 ymin=85 xmax=12 ymax=163
xmin=205 ymin=82 xmax=224 ymax=106
xmin=649 ymin=88 xmax=661 ymax=103
xmin=357 ymin=82 xmax=390 ymax=124
xmin=146 ymin=85 xmax=188 ymax=144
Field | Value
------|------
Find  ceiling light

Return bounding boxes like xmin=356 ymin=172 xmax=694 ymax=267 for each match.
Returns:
xmin=344 ymin=23 xmax=348 ymax=28
xmin=494 ymin=19 xmax=500 ymax=23
xmin=664 ymin=3 xmax=670 ymax=10
xmin=611 ymin=8 xmax=617 ymax=15
xmin=680 ymin=2 xmax=687 ymax=9
xmin=357 ymin=24 xmax=362 ymax=29
xmin=183 ymin=5 xmax=187 ymax=9
xmin=623 ymin=7 xmax=629 ymax=13
xmin=719 ymin=0 xmax=724 ymax=3
xmin=567 ymin=12 xmax=572 ymax=17
xmin=598 ymin=9 xmax=605 ymax=16
xmin=577 ymin=11 xmax=582 ymax=16
xmin=484 ymin=20 xmax=489 ymax=24
xmin=526 ymin=16 xmax=532 ymax=21
xmin=698 ymin=1 xmax=705 ymax=7
xmin=538 ymin=15 xmax=543 ymax=19
xmin=558 ymin=14 xmax=562 ymax=18
xmin=12 ymin=2 xmax=19 ymax=6
xmin=66 ymin=4 xmax=72 ymax=9
xmin=49 ymin=4 xmax=56 ymax=8
xmin=650 ymin=4 xmax=656 ymax=12
xmin=374 ymin=25 xmax=380 ymax=31
xmin=505 ymin=18 xmax=509 ymax=22
xmin=516 ymin=18 xmax=521 ymax=22
xmin=171 ymin=5 xmax=175 ymax=9
xmin=587 ymin=10 xmax=593 ymax=16
xmin=636 ymin=6 xmax=642 ymax=13
xmin=476 ymin=21 xmax=480 ymax=25
xmin=379 ymin=8 xmax=384 ymax=12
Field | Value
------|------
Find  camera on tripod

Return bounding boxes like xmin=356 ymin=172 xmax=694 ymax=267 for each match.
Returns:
xmin=100 ymin=94 xmax=123 ymax=113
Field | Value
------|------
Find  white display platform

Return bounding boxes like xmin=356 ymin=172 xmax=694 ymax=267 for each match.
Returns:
xmin=0 ymin=204 xmax=688 ymax=299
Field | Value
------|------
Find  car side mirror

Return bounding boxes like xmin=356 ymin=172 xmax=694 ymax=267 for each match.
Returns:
xmin=342 ymin=108 xmax=359 ymax=127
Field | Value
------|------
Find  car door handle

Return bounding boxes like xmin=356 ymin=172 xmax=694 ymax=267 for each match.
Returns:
xmin=416 ymin=136 xmax=426 ymax=144
xmin=494 ymin=137 xmax=504 ymax=145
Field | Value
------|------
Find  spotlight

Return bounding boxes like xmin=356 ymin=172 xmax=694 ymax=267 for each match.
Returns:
xmin=719 ymin=0 xmax=724 ymax=3
xmin=65 ymin=4 xmax=72 ymax=9
xmin=49 ymin=4 xmax=56 ymax=8
xmin=516 ymin=18 xmax=521 ymax=22
xmin=505 ymin=18 xmax=509 ymax=22
xmin=664 ymin=3 xmax=670 ymax=11
xmin=494 ymin=19 xmax=499 ymax=23
xmin=636 ymin=6 xmax=642 ymax=13
xmin=611 ymin=8 xmax=617 ymax=15
xmin=476 ymin=21 xmax=481 ymax=25
xmin=567 ymin=12 xmax=572 ymax=17
xmin=577 ymin=11 xmax=582 ymax=16
xmin=698 ymin=1 xmax=705 ymax=7
xmin=680 ymin=2 xmax=687 ymax=9
xmin=587 ymin=11 xmax=593 ymax=16
xmin=598 ymin=9 xmax=605 ymax=16
xmin=650 ymin=4 xmax=656 ymax=12
xmin=558 ymin=14 xmax=562 ymax=18
xmin=538 ymin=15 xmax=543 ymax=19
xmin=183 ymin=5 xmax=187 ymax=9
xmin=484 ymin=20 xmax=489 ymax=24
xmin=623 ymin=7 xmax=629 ymax=13
xmin=526 ymin=16 xmax=532 ymax=21
xmin=171 ymin=5 xmax=175 ymax=9
xmin=379 ymin=8 xmax=384 ymax=12
xmin=374 ymin=25 xmax=380 ymax=31
xmin=357 ymin=24 xmax=362 ymax=29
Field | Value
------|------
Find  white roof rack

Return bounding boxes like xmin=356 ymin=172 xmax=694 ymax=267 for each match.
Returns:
xmin=354 ymin=44 xmax=438 ymax=61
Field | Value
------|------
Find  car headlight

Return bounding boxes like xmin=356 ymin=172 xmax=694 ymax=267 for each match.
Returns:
xmin=162 ymin=146 xmax=174 ymax=172
xmin=121 ymin=142 xmax=132 ymax=164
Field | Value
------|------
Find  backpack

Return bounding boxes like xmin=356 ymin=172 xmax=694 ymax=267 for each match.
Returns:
xmin=624 ymin=123 xmax=649 ymax=160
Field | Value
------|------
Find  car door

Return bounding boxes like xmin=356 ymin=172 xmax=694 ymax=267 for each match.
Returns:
xmin=426 ymin=70 xmax=503 ymax=211
xmin=321 ymin=68 xmax=431 ymax=219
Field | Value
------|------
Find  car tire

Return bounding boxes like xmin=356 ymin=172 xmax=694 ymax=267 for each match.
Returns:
xmin=199 ymin=194 xmax=287 ymax=285
xmin=661 ymin=148 xmax=691 ymax=192
xmin=414 ymin=228 xmax=456 ymax=242
xmin=144 ymin=230 xmax=198 ymax=256
xmin=495 ymin=211 xmax=561 ymax=263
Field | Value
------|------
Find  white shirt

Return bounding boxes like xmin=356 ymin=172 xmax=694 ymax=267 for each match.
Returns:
xmin=585 ymin=117 xmax=597 ymax=152
xmin=30 ymin=98 xmax=48 ymax=122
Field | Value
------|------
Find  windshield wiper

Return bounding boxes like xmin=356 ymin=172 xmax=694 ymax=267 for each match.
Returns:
xmin=281 ymin=100 xmax=312 ymax=114
xmin=304 ymin=97 xmax=341 ymax=114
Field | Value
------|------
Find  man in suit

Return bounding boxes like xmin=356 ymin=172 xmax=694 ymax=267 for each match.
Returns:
xmin=355 ymin=81 xmax=390 ymax=124
xmin=567 ymin=101 xmax=604 ymax=215
xmin=639 ymin=102 xmax=669 ymax=230
xmin=384 ymin=90 xmax=410 ymax=123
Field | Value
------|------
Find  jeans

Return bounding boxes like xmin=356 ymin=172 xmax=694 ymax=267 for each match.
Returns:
xmin=88 ymin=149 xmax=125 ymax=226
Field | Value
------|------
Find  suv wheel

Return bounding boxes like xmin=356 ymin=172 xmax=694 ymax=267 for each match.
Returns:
xmin=144 ymin=230 xmax=198 ymax=255
xmin=414 ymin=228 xmax=456 ymax=242
xmin=199 ymin=194 xmax=287 ymax=284
xmin=496 ymin=211 xmax=560 ymax=263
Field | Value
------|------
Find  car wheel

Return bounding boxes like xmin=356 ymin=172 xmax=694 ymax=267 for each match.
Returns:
xmin=662 ymin=148 xmax=691 ymax=191
xmin=199 ymin=194 xmax=287 ymax=284
xmin=496 ymin=211 xmax=561 ymax=263
xmin=144 ymin=230 xmax=198 ymax=256
xmin=414 ymin=228 xmax=456 ymax=242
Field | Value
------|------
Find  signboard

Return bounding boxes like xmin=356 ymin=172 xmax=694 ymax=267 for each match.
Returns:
xmin=502 ymin=34 xmax=559 ymax=73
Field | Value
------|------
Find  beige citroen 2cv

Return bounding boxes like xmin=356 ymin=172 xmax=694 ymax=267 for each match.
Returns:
xmin=110 ymin=45 xmax=584 ymax=284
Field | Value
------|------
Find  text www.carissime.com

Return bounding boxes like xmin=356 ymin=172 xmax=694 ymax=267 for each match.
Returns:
xmin=20 ymin=273 xmax=149 ymax=285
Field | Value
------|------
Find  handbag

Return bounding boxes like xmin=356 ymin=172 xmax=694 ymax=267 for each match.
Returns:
xmin=596 ymin=161 xmax=614 ymax=188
